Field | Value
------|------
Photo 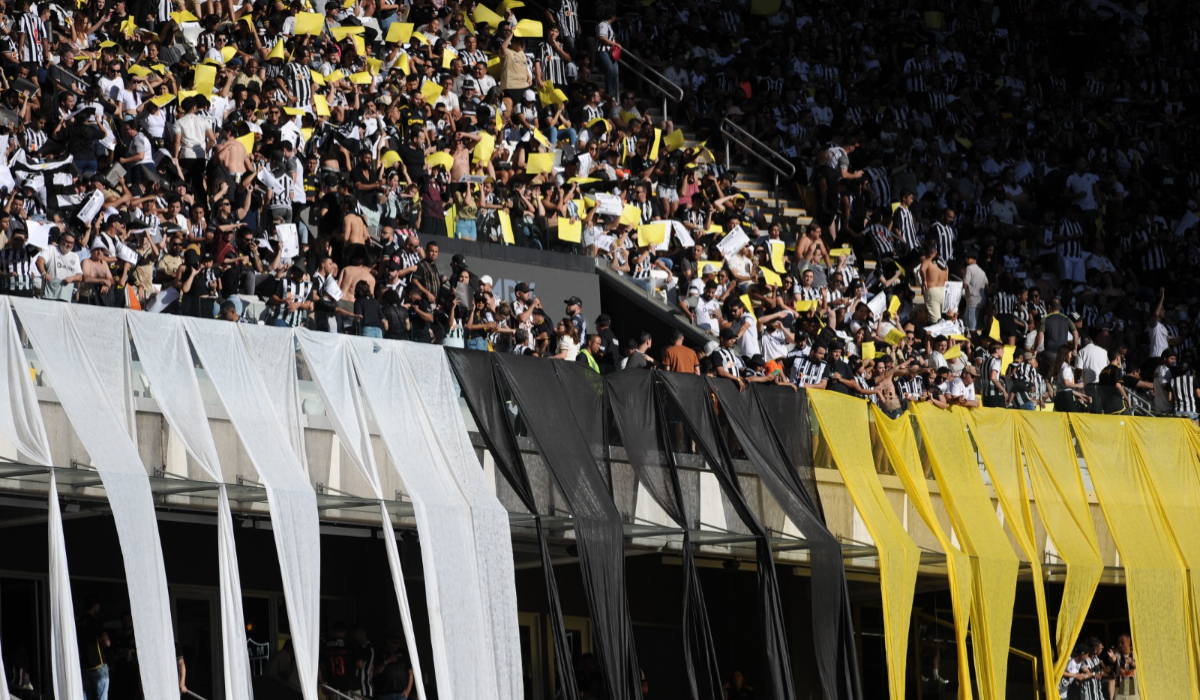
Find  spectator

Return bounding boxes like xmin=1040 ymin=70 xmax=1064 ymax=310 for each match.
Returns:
xmin=76 ymin=598 xmax=111 ymax=700
xmin=623 ymin=332 xmax=653 ymax=370
xmin=552 ymin=317 xmax=580 ymax=361
xmin=662 ymin=331 xmax=699 ymax=375
xmin=372 ymin=633 xmax=414 ymax=700
xmin=1154 ymin=348 xmax=1178 ymax=415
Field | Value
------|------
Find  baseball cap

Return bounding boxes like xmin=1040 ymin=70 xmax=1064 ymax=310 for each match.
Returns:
xmin=452 ymin=253 xmax=468 ymax=268
xmin=514 ymin=282 xmax=530 ymax=293
xmin=719 ymin=328 xmax=737 ymax=341
xmin=963 ymin=365 xmax=980 ymax=376
xmin=479 ymin=274 xmax=494 ymax=286
xmin=523 ymin=88 xmax=537 ymax=102
xmin=564 ymin=296 xmax=583 ymax=307
xmin=702 ymin=340 xmax=719 ymax=356
xmin=595 ymin=313 xmax=612 ymax=325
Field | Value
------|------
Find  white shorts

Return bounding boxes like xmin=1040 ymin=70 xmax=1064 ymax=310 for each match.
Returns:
xmin=658 ymin=186 xmax=678 ymax=203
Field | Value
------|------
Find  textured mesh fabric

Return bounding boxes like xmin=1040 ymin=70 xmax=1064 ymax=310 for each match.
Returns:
xmin=872 ymin=407 xmax=974 ymax=694
xmin=606 ymin=370 xmax=723 ymax=700
xmin=126 ymin=313 xmax=253 ymax=700
xmin=755 ymin=386 xmax=824 ymax=521
xmin=1015 ymin=413 xmax=1102 ymax=684
xmin=656 ymin=372 xmax=795 ymax=700
xmin=351 ymin=339 xmax=499 ymax=700
xmin=809 ymin=392 xmax=918 ymax=700
xmin=379 ymin=502 xmax=429 ymax=697
xmin=401 ymin=344 xmax=523 ymax=700
xmin=15 ymin=300 xmax=180 ymax=700
xmin=446 ymin=350 xmax=579 ymax=700
xmin=68 ymin=304 xmax=136 ymax=443
xmin=493 ymin=354 xmax=642 ymax=700
xmin=912 ymin=404 xmax=1018 ymax=700
xmin=183 ymin=319 xmax=322 ymax=700
xmin=1071 ymin=415 xmax=1198 ymax=700
xmin=555 ymin=363 xmax=639 ymax=520
xmin=707 ymin=381 xmax=861 ymax=700
xmin=1127 ymin=417 xmax=1200 ymax=683
xmin=967 ymin=409 xmax=1056 ymax=700
xmin=47 ymin=471 xmax=80 ymax=700
xmin=239 ymin=323 xmax=308 ymax=470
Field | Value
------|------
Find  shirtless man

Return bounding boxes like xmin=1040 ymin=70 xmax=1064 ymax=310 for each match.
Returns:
xmin=337 ymin=248 xmax=375 ymax=302
xmin=450 ymin=132 xmax=482 ymax=182
xmin=340 ymin=196 xmax=370 ymax=247
xmin=872 ymin=358 xmax=906 ymax=418
xmin=80 ymin=244 xmax=115 ymax=304
xmin=920 ymin=242 xmax=949 ymax=322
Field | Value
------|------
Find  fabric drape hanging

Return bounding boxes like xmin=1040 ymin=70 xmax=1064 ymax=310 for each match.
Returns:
xmin=445 ymin=349 xmax=579 ymax=700
xmin=48 ymin=471 xmax=81 ymax=700
xmin=0 ymin=297 xmax=52 ymax=463
xmin=183 ymin=319 xmax=322 ymax=700
xmin=67 ymin=304 xmax=136 ymax=443
xmin=239 ymin=323 xmax=308 ymax=470
xmin=295 ymin=331 xmax=428 ymax=697
xmin=1015 ymin=413 xmax=1102 ymax=684
xmin=351 ymin=339 xmax=500 ymax=700
xmin=606 ymin=370 xmax=722 ymax=700
xmin=754 ymin=385 xmax=825 ymax=521
xmin=707 ymin=381 xmax=861 ymax=700
xmin=656 ymin=372 xmax=795 ymax=700
xmin=492 ymin=354 xmax=642 ymax=700
xmin=126 ymin=312 xmax=253 ymax=700
xmin=967 ymin=409 xmax=1056 ymax=700
xmin=1070 ymin=414 xmax=1198 ymax=700
xmin=14 ymin=300 xmax=180 ymax=700
xmin=911 ymin=404 xmax=1018 ymax=700
xmin=1126 ymin=417 xmax=1200 ymax=681
xmin=809 ymin=391 xmax=918 ymax=700
xmin=400 ymin=343 xmax=523 ymax=700
xmin=871 ymin=406 xmax=973 ymax=697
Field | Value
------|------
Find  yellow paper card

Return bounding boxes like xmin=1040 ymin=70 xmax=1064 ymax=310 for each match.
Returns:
xmin=295 ymin=11 xmax=324 ymax=36
xmin=309 ymin=70 xmax=326 ymax=85
xmin=498 ymin=210 xmax=515 ymax=244
xmin=235 ymin=132 xmax=255 ymax=152
xmin=740 ymin=294 xmax=756 ymax=322
xmin=884 ymin=328 xmax=906 ymax=345
xmin=385 ymin=22 xmax=413 ymax=43
xmin=411 ymin=31 xmax=429 ymax=45
xmin=128 ymin=65 xmax=152 ymax=77
xmin=532 ymin=129 xmax=550 ymax=148
xmin=761 ymin=267 xmax=782 ymax=288
xmin=497 ymin=0 xmax=525 ymax=11
xmin=367 ymin=57 xmax=382 ymax=75
xmin=862 ymin=341 xmax=876 ymax=360
xmin=150 ymin=94 xmax=176 ymax=107
xmin=942 ymin=345 xmax=962 ymax=361
xmin=649 ymin=128 xmax=662 ymax=160
xmin=301 ymin=128 xmax=314 ymax=142
xmin=513 ymin=19 xmax=543 ymax=37
xmin=268 ymin=41 xmax=286 ymax=60
xmin=397 ymin=53 xmax=410 ymax=75
xmin=829 ymin=247 xmax=852 ymax=258
xmin=1001 ymin=345 xmax=1015 ymax=375
xmin=989 ymin=317 xmax=1001 ymax=342
xmin=420 ymin=80 xmax=444 ymax=104
xmin=313 ymin=94 xmax=331 ymax=116
xmin=525 ymin=152 xmax=554 ymax=174
xmin=380 ymin=151 xmax=401 ymax=167
xmin=351 ymin=35 xmax=365 ymax=55
xmin=619 ymin=204 xmax=641 ymax=227
xmin=221 ymin=46 xmax=238 ymax=64
xmin=637 ymin=223 xmax=667 ymax=247
xmin=193 ymin=64 xmax=217 ymax=94
xmin=473 ymin=132 xmax=496 ymax=164
xmin=707 ymin=224 xmax=723 ymax=234
xmin=445 ymin=206 xmax=457 ymax=238
xmin=442 ymin=46 xmax=457 ymax=69
xmin=330 ymin=25 xmax=365 ymax=41
xmin=662 ymin=129 xmax=685 ymax=151
xmin=586 ymin=117 xmax=610 ymax=131
xmin=559 ymin=218 xmax=582 ymax=243
xmin=170 ymin=10 xmax=199 ymax=23
xmin=426 ymin=152 xmax=454 ymax=170
xmin=349 ymin=71 xmax=372 ymax=84
xmin=283 ymin=107 xmax=305 ymax=115
xmin=473 ymin=5 xmax=504 ymax=25
xmin=151 ymin=64 xmax=167 ymax=74
xmin=888 ymin=295 xmax=901 ymax=316
xmin=769 ymin=240 xmax=785 ymax=272
xmin=794 ymin=299 xmax=818 ymax=313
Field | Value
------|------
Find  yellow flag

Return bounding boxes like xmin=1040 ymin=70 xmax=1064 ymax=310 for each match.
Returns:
xmin=619 ymin=204 xmax=641 ymax=227
xmin=313 ymin=94 xmax=331 ymax=116
xmin=426 ymin=152 xmax=454 ymax=171
xmin=649 ymin=128 xmax=662 ymax=160
xmin=170 ymin=10 xmax=199 ymax=23
xmin=473 ymin=5 xmax=504 ymax=25
xmin=498 ymin=210 xmax=515 ymax=244
xmin=513 ymin=19 xmax=543 ymax=37
xmin=558 ymin=218 xmax=582 ymax=243
xmin=330 ymin=25 xmax=365 ymax=41
xmin=295 ymin=11 xmax=324 ymax=35
xmin=385 ymin=22 xmax=414 ymax=43
xmin=420 ymin=79 xmax=444 ymax=105
xmin=862 ymin=341 xmax=876 ymax=360
xmin=637 ymin=223 xmax=667 ymax=247
xmin=445 ymin=206 xmax=457 ymax=238
xmin=235 ymin=132 xmax=255 ymax=153
xmin=442 ymin=46 xmax=457 ymax=69
xmin=662 ymin=129 xmax=685 ymax=151
xmin=283 ymin=107 xmax=306 ymax=116
xmin=473 ymin=132 xmax=496 ymax=164
xmin=526 ymin=152 xmax=555 ymax=175
xmin=309 ymin=70 xmax=326 ymax=86
xmin=884 ymin=327 xmax=906 ymax=345
xmin=497 ymin=0 xmax=525 ymax=11
xmin=193 ymin=64 xmax=217 ymax=95
xmin=120 ymin=15 xmax=137 ymax=37
xmin=989 ymin=317 xmax=1001 ymax=342
xmin=1001 ymin=345 xmax=1016 ymax=375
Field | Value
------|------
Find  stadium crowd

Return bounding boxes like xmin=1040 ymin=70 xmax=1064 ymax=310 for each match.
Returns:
xmin=0 ymin=0 xmax=1195 ymax=416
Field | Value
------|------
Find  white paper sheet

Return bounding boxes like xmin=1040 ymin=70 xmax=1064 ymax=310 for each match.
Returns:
xmin=717 ymin=228 xmax=749 ymax=258
xmin=126 ymin=313 xmax=253 ymax=700
xmin=350 ymin=338 xmax=497 ymax=700
xmin=184 ymin=319 xmax=321 ymax=700
xmin=14 ymin=300 xmax=178 ymax=700
xmin=942 ymin=280 xmax=963 ymax=316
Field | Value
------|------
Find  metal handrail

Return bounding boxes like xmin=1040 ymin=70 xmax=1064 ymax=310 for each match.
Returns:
xmin=184 ymin=691 xmax=210 ymax=700
xmin=720 ymin=118 xmax=796 ymax=179
xmin=321 ymin=685 xmax=358 ymax=700
xmin=914 ymin=611 xmax=1041 ymax=700
xmin=618 ymin=49 xmax=685 ymax=104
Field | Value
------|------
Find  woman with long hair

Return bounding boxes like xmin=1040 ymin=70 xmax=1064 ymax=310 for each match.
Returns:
xmin=1052 ymin=346 xmax=1089 ymax=412
xmin=551 ymin=316 xmax=580 ymax=361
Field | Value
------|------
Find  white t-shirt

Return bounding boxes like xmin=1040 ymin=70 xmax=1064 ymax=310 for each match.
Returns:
xmin=1077 ymin=343 xmax=1107 ymax=384
xmin=1066 ymin=172 xmax=1100 ymax=210
xmin=1148 ymin=320 xmax=1168 ymax=358
xmin=734 ymin=315 xmax=760 ymax=358
xmin=1154 ymin=364 xmax=1173 ymax=412
xmin=557 ymin=335 xmax=579 ymax=362
xmin=695 ymin=297 xmax=720 ymax=333
xmin=175 ymin=114 xmax=210 ymax=159
xmin=761 ymin=327 xmax=788 ymax=361
xmin=947 ymin=377 xmax=976 ymax=400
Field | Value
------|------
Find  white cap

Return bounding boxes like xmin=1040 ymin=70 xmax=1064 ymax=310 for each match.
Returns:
xmin=479 ymin=274 xmax=494 ymax=286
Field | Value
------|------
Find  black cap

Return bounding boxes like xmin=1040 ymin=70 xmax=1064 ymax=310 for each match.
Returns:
xmin=746 ymin=353 xmax=765 ymax=368
xmin=452 ymin=253 xmax=468 ymax=268
xmin=473 ymin=292 xmax=487 ymax=303
xmin=564 ymin=296 xmax=583 ymax=307
xmin=514 ymin=282 xmax=530 ymax=293
xmin=595 ymin=313 xmax=612 ymax=326
xmin=720 ymin=328 xmax=737 ymax=341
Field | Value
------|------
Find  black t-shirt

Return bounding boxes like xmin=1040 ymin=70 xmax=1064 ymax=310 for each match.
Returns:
xmin=596 ymin=328 xmax=620 ymax=367
xmin=814 ymin=164 xmax=840 ymax=212
xmin=408 ymin=299 xmax=434 ymax=342
xmin=318 ymin=192 xmax=343 ymax=238
xmin=1098 ymin=364 xmax=1123 ymax=386
xmin=77 ymin=614 xmax=107 ymax=669
xmin=399 ymin=142 xmax=425 ymax=178
xmin=374 ymin=648 xmax=412 ymax=694
xmin=351 ymin=163 xmax=379 ymax=205
xmin=324 ymin=639 xmax=355 ymax=691
xmin=355 ymin=297 xmax=383 ymax=328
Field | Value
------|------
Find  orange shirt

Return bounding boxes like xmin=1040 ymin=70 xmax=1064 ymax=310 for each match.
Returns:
xmin=663 ymin=345 xmax=699 ymax=374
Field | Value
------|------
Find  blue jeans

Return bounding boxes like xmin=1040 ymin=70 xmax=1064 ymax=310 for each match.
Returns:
xmin=76 ymin=160 xmax=99 ymax=176
xmin=456 ymin=218 xmax=478 ymax=241
xmin=1017 ymin=401 xmax=1036 ymax=411
xmin=467 ymin=337 xmax=489 ymax=351
xmin=965 ymin=306 xmax=979 ymax=331
xmin=362 ymin=325 xmax=383 ymax=338
xmin=548 ymin=126 xmax=578 ymax=147
xmin=597 ymin=50 xmax=619 ymax=96
xmin=83 ymin=664 xmax=109 ymax=700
